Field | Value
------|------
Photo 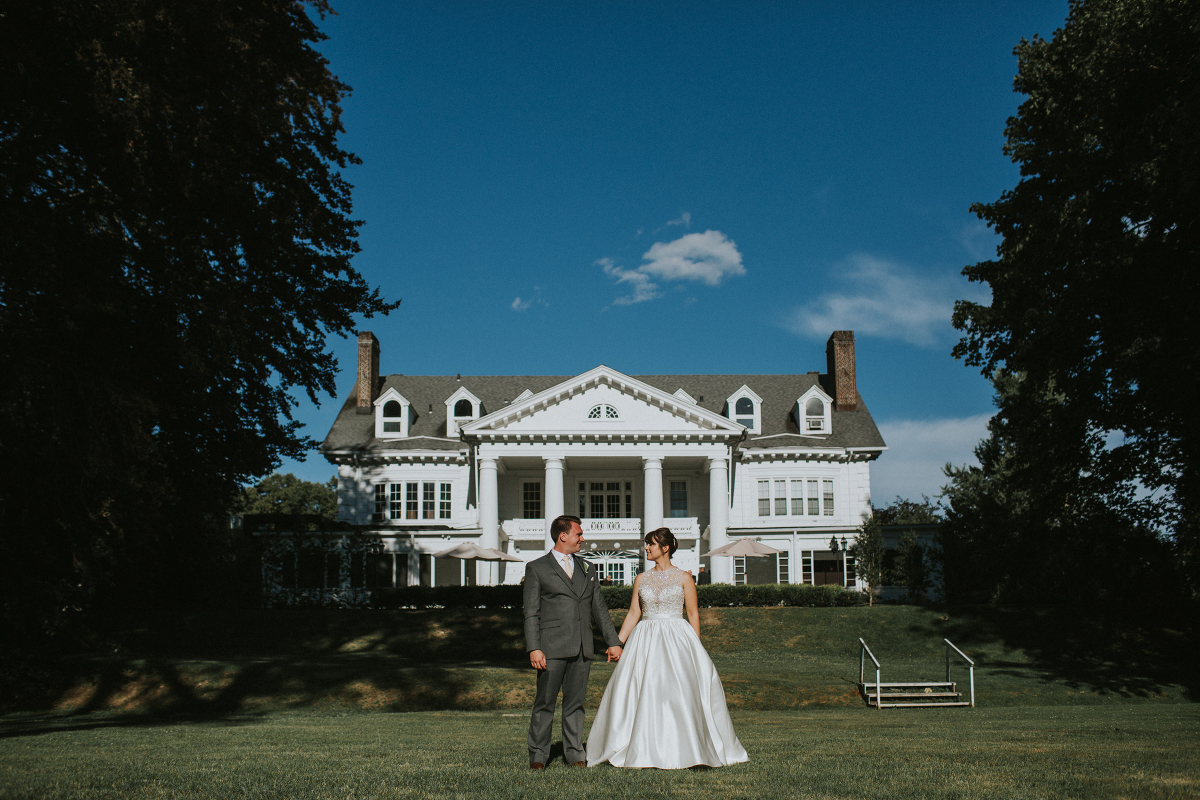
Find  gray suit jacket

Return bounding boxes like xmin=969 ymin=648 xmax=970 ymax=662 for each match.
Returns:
xmin=523 ymin=552 xmax=622 ymax=660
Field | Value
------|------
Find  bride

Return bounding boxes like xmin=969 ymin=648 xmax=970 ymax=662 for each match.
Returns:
xmin=586 ymin=527 xmax=748 ymax=769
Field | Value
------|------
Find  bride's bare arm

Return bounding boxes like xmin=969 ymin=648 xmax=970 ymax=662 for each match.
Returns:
xmin=616 ymin=575 xmax=642 ymax=644
xmin=683 ymin=572 xmax=701 ymax=638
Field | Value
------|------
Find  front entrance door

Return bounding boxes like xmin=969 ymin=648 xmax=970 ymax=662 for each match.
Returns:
xmin=812 ymin=550 xmax=844 ymax=586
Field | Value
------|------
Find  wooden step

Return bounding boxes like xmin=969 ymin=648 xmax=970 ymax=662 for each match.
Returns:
xmin=868 ymin=692 xmax=961 ymax=699
xmin=867 ymin=701 xmax=971 ymax=708
xmin=862 ymin=682 xmax=955 ymax=689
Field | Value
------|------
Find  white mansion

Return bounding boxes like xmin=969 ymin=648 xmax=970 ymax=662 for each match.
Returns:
xmin=318 ymin=330 xmax=886 ymax=590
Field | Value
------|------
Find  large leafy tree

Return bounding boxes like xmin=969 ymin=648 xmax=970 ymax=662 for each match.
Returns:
xmin=0 ymin=1 xmax=396 ymax=636
xmin=952 ymin=0 xmax=1200 ymax=595
xmin=235 ymin=474 xmax=338 ymax=521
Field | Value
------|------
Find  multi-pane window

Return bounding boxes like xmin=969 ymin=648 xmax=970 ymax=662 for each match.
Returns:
xmin=669 ymin=481 xmax=688 ymax=517
xmin=844 ymin=555 xmax=856 ymax=588
xmin=757 ymin=478 xmax=835 ymax=517
xmin=733 ymin=556 xmax=747 ymax=586
xmin=735 ymin=397 xmax=755 ymax=428
xmin=606 ymin=562 xmax=625 ymax=584
xmin=439 ymin=483 xmax=452 ymax=519
xmin=375 ymin=484 xmax=387 ymax=517
xmin=778 ymin=551 xmax=791 ymax=584
xmin=805 ymin=397 xmax=825 ymax=431
xmin=584 ymin=481 xmax=633 ymax=518
xmin=406 ymin=483 xmax=419 ymax=519
xmin=587 ymin=404 xmax=619 ymax=419
xmin=801 ymin=550 xmax=813 ymax=584
xmin=422 ymin=482 xmax=435 ymax=520
xmin=382 ymin=400 xmax=403 ymax=432
xmin=392 ymin=483 xmax=406 ymax=519
xmin=523 ymin=482 xmax=542 ymax=519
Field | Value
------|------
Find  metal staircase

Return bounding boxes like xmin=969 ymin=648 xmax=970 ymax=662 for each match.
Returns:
xmin=858 ymin=638 xmax=975 ymax=708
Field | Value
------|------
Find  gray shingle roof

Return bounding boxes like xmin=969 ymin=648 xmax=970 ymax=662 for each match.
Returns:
xmin=321 ymin=371 xmax=885 ymax=454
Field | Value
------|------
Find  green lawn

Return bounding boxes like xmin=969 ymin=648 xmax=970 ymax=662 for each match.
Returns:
xmin=13 ymin=604 xmax=1194 ymax=714
xmin=1 ymin=705 xmax=1197 ymax=799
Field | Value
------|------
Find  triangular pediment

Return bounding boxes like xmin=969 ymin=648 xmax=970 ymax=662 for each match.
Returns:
xmin=461 ymin=366 xmax=743 ymax=435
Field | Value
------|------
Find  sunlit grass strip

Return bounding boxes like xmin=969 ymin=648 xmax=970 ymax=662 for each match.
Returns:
xmin=1 ymin=706 xmax=1196 ymax=799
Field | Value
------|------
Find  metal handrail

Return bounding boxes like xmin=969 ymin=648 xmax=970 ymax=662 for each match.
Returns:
xmin=859 ymin=638 xmax=883 ymax=709
xmin=944 ymin=639 xmax=975 ymax=708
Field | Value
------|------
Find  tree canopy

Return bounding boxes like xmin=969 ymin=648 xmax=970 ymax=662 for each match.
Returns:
xmin=951 ymin=0 xmax=1200 ymax=595
xmin=235 ymin=474 xmax=338 ymax=520
xmin=0 ymin=1 xmax=397 ymax=636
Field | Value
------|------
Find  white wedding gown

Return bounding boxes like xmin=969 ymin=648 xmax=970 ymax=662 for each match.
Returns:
xmin=586 ymin=567 xmax=748 ymax=769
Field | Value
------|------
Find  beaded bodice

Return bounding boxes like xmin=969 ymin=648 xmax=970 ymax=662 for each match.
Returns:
xmin=639 ymin=568 xmax=685 ymax=618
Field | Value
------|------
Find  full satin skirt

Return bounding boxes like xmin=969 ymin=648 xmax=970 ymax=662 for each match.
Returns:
xmin=586 ymin=617 xmax=748 ymax=769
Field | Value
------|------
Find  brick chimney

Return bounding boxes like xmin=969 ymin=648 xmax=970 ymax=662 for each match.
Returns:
xmin=356 ymin=331 xmax=380 ymax=414
xmin=825 ymin=331 xmax=858 ymax=411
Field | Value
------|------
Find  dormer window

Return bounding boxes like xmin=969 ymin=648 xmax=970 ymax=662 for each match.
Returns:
xmin=796 ymin=385 xmax=832 ymax=435
xmin=735 ymin=398 xmax=755 ymax=427
xmin=726 ymin=386 xmax=763 ymax=434
xmin=374 ymin=387 xmax=412 ymax=438
xmin=587 ymin=404 xmax=620 ymax=419
xmin=805 ymin=397 xmax=825 ymax=431
xmin=382 ymin=401 xmax=404 ymax=432
xmin=445 ymin=386 xmax=482 ymax=438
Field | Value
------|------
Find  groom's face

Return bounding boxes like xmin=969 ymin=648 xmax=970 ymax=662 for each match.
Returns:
xmin=558 ymin=523 xmax=585 ymax=554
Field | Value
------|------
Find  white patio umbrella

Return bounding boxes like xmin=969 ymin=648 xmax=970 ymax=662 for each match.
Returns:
xmin=704 ymin=538 xmax=781 ymax=558
xmin=432 ymin=542 xmax=519 ymax=561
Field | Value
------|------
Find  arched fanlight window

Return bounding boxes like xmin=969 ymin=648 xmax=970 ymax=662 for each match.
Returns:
xmin=805 ymin=397 xmax=825 ymax=431
xmin=454 ymin=399 xmax=473 ymax=417
xmin=587 ymin=404 xmax=619 ymax=420
xmin=382 ymin=400 xmax=403 ymax=432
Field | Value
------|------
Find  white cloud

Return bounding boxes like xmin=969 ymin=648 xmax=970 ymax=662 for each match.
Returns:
xmin=511 ymin=286 xmax=547 ymax=312
xmin=597 ymin=258 xmax=661 ymax=305
xmin=785 ymin=253 xmax=984 ymax=348
xmin=870 ymin=414 xmax=991 ymax=504
xmin=665 ymin=212 xmax=691 ymax=228
xmin=599 ymin=230 xmax=745 ymax=305
xmin=511 ymin=296 xmax=532 ymax=311
xmin=640 ymin=230 xmax=745 ymax=286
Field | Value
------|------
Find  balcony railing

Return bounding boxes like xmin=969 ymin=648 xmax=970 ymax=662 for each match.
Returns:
xmin=502 ymin=517 xmax=699 ymax=539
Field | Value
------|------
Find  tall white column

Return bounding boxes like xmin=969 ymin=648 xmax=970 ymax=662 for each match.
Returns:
xmin=543 ymin=456 xmax=564 ymax=549
xmin=708 ymin=456 xmax=731 ymax=583
xmin=643 ymin=456 xmax=664 ymax=534
xmin=479 ymin=457 xmax=499 ymax=585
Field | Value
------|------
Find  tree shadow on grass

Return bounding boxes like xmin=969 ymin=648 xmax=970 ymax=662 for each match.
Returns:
xmin=2 ymin=609 xmax=544 ymax=727
xmin=909 ymin=604 xmax=1198 ymax=700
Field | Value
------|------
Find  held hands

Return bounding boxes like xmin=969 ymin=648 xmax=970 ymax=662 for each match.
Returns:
xmin=529 ymin=650 xmax=547 ymax=670
xmin=606 ymin=646 xmax=623 ymax=662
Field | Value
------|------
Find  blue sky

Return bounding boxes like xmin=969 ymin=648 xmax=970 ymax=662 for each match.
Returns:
xmin=275 ymin=1 xmax=1069 ymax=503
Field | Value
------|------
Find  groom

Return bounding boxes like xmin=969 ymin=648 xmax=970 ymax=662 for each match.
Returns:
xmin=524 ymin=515 xmax=623 ymax=769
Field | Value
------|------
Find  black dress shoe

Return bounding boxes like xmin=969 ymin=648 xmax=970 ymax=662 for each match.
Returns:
xmin=530 ymin=762 xmax=545 ymax=770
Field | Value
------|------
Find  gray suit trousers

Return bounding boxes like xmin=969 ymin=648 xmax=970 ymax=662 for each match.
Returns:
xmin=527 ymin=650 xmax=590 ymax=765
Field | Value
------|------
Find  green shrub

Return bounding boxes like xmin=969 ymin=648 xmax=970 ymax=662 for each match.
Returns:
xmin=370 ymin=582 xmax=865 ymax=610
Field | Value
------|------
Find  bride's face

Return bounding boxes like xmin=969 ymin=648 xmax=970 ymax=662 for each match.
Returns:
xmin=644 ymin=540 xmax=666 ymax=561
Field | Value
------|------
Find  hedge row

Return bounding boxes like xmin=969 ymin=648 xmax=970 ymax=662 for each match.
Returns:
xmin=372 ymin=583 xmax=865 ymax=609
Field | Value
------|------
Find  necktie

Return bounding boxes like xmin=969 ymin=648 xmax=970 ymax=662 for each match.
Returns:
xmin=563 ymin=555 xmax=573 ymax=578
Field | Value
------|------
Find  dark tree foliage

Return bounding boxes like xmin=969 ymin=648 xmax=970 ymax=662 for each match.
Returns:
xmin=0 ymin=1 xmax=397 ymax=639
xmin=871 ymin=496 xmax=942 ymax=526
xmin=941 ymin=374 xmax=1177 ymax=604
xmin=235 ymin=474 xmax=337 ymax=520
xmin=952 ymin=0 xmax=1200 ymax=596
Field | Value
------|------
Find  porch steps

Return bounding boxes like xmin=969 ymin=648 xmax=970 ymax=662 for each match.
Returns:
xmin=858 ymin=639 xmax=976 ymax=708
xmin=860 ymin=681 xmax=969 ymax=708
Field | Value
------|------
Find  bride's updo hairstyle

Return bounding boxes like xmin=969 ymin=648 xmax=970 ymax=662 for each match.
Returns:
xmin=644 ymin=527 xmax=678 ymax=556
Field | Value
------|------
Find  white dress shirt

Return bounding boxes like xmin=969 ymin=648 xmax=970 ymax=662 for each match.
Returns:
xmin=551 ymin=549 xmax=574 ymax=577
